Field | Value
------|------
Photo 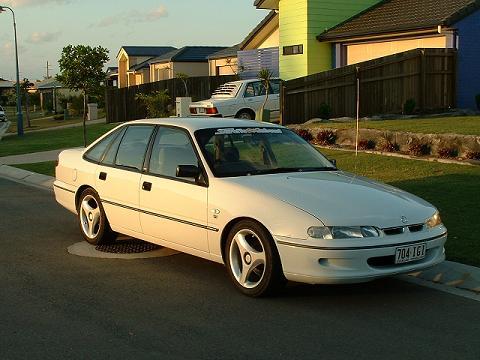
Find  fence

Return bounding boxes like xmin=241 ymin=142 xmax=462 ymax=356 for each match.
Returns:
xmin=282 ymin=48 xmax=457 ymax=124
xmin=105 ymin=75 xmax=238 ymax=123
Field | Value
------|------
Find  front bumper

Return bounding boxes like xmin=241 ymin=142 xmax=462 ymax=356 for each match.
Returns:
xmin=275 ymin=233 xmax=447 ymax=284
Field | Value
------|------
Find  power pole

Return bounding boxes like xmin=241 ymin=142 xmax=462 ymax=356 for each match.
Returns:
xmin=46 ymin=60 xmax=52 ymax=79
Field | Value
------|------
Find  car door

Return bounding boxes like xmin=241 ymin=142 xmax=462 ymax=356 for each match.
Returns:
xmin=95 ymin=124 xmax=155 ymax=234
xmin=139 ymin=126 xmax=209 ymax=252
xmin=267 ymin=80 xmax=281 ymax=121
xmin=243 ymin=81 xmax=267 ymax=114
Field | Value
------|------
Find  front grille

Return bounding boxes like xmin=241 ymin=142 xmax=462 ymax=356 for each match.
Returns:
xmin=408 ymin=224 xmax=424 ymax=233
xmin=383 ymin=226 xmax=405 ymax=235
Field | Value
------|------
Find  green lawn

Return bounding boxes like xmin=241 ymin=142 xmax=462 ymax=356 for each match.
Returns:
xmin=321 ymin=148 xmax=480 ymax=267
xmin=308 ymin=116 xmax=480 ymax=136
xmin=0 ymin=123 xmax=117 ymax=157
xmin=13 ymin=161 xmax=56 ymax=177
xmin=10 ymin=147 xmax=480 ymax=267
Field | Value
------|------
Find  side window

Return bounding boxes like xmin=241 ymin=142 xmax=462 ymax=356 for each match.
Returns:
xmin=84 ymin=128 xmax=123 ymax=162
xmin=115 ymin=125 xmax=155 ymax=171
xmin=102 ymin=127 xmax=126 ymax=165
xmin=244 ymin=82 xmax=267 ymax=98
xmin=270 ymin=80 xmax=280 ymax=94
xmin=149 ymin=127 xmax=199 ymax=181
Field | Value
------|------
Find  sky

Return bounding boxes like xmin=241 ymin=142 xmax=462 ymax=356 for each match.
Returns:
xmin=0 ymin=0 xmax=266 ymax=81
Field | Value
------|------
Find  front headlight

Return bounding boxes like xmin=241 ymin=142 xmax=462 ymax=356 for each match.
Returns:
xmin=307 ymin=226 xmax=380 ymax=239
xmin=426 ymin=212 xmax=442 ymax=229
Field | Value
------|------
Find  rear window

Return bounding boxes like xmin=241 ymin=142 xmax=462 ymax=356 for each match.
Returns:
xmin=84 ymin=128 xmax=123 ymax=162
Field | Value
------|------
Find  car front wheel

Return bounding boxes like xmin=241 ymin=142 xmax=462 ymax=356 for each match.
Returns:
xmin=77 ymin=188 xmax=116 ymax=245
xmin=225 ymin=220 xmax=285 ymax=297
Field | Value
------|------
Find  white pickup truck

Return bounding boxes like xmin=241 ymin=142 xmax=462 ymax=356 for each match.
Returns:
xmin=189 ymin=79 xmax=281 ymax=121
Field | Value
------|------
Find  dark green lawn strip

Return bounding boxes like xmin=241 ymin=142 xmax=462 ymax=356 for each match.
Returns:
xmin=13 ymin=161 xmax=56 ymax=177
xmin=321 ymin=148 xmax=480 ymax=266
xmin=0 ymin=123 xmax=117 ymax=157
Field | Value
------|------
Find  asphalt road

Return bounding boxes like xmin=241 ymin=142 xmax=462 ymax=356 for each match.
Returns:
xmin=1 ymin=177 xmax=479 ymax=360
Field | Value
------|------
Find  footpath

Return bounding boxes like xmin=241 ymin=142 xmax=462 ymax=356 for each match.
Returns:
xmin=0 ymin=146 xmax=479 ymax=300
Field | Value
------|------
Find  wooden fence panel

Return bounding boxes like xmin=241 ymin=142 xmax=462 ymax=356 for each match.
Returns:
xmin=106 ymin=75 xmax=238 ymax=123
xmin=283 ymin=48 xmax=457 ymax=125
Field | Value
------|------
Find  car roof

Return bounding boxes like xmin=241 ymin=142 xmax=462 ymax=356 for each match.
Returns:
xmin=127 ymin=117 xmax=282 ymax=132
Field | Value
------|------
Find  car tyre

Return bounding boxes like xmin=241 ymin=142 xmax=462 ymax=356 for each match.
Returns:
xmin=236 ymin=110 xmax=255 ymax=120
xmin=225 ymin=220 xmax=286 ymax=297
xmin=77 ymin=188 xmax=116 ymax=245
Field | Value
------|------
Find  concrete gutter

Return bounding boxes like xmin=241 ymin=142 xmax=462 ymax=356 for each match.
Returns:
xmin=0 ymin=164 xmax=54 ymax=192
xmin=0 ymin=164 xmax=478 ymax=300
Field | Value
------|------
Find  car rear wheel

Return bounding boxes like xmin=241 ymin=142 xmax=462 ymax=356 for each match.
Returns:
xmin=225 ymin=220 xmax=285 ymax=297
xmin=236 ymin=110 xmax=255 ymax=120
xmin=77 ymin=188 xmax=116 ymax=245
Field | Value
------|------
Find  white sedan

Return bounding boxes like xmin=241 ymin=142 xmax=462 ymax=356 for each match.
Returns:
xmin=54 ymin=118 xmax=447 ymax=297
xmin=189 ymin=79 xmax=280 ymax=121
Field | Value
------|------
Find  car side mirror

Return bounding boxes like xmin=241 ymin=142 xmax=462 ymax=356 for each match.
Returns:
xmin=330 ymin=159 xmax=337 ymax=167
xmin=176 ymin=165 xmax=200 ymax=179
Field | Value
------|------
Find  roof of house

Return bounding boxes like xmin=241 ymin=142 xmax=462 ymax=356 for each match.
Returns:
xmin=208 ymin=44 xmax=241 ymax=60
xmin=149 ymin=46 xmax=228 ymax=64
xmin=128 ymin=59 xmax=152 ymax=72
xmin=254 ymin=0 xmax=279 ymax=10
xmin=317 ymin=0 xmax=480 ymax=41
xmin=0 ymin=79 xmax=14 ymax=88
xmin=117 ymin=46 xmax=177 ymax=58
xmin=36 ymin=78 xmax=63 ymax=90
xmin=239 ymin=10 xmax=277 ymax=49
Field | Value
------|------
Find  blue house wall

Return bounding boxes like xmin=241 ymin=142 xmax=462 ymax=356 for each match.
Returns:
xmin=455 ymin=10 xmax=480 ymax=110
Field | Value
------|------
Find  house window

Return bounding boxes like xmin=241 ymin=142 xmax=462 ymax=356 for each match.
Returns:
xmin=283 ymin=44 xmax=303 ymax=56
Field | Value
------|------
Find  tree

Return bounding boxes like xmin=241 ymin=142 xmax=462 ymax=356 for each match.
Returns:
xmin=20 ymin=78 xmax=34 ymax=128
xmin=176 ymin=72 xmax=189 ymax=97
xmin=57 ymin=44 xmax=109 ymax=146
xmin=257 ymin=68 xmax=273 ymax=122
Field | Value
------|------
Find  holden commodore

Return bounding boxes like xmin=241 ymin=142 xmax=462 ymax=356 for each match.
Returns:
xmin=54 ymin=118 xmax=447 ymax=297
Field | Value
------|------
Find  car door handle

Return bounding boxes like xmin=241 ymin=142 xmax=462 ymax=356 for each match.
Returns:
xmin=99 ymin=172 xmax=107 ymax=181
xmin=142 ymin=181 xmax=152 ymax=191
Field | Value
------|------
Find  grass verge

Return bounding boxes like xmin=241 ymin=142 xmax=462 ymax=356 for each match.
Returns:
xmin=308 ymin=116 xmax=480 ymax=136
xmin=321 ymin=148 xmax=480 ymax=267
xmin=0 ymin=123 xmax=117 ymax=157
xmin=12 ymin=161 xmax=56 ymax=177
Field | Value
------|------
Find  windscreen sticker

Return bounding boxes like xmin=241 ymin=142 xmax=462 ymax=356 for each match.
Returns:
xmin=215 ymin=128 xmax=283 ymax=135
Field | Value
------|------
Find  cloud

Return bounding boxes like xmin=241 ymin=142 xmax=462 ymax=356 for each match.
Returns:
xmin=26 ymin=31 xmax=61 ymax=44
xmin=2 ymin=41 xmax=26 ymax=56
xmin=2 ymin=0 xmax=72 ymax=7
xmin=96 ymin=6 xmax=168 ymax=28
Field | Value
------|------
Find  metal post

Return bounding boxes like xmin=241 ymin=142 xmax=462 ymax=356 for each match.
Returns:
xmin=355 ymin=67 xmax=360 ymax=156
xmin=1 ymin=5 xmax=23 ymax=136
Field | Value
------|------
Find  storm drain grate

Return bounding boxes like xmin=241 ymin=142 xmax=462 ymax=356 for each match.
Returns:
xmin=95 ymin=240 xmax=161 ymax=254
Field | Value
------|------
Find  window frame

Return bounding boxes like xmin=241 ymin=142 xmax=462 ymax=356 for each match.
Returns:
xmin=144 ymin=125 xmax=209 ymax=187
xmin=283 ymin=44 xmax=303 ymax=56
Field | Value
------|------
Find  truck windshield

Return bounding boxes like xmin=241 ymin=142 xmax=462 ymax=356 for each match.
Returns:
xmin=195 ymin=127 xmax=337 ymax=178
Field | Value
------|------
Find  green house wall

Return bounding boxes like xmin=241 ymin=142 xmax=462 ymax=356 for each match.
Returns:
xmin=279 ymin=0 xmax=380 ymax=80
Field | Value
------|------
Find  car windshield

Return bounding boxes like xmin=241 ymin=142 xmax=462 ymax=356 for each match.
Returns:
xmin=195 ymin=127 xmax=337 ymax=177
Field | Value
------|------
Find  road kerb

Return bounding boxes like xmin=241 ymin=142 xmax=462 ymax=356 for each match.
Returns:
xmin=0 ymin=164 xmax=54 ymax=192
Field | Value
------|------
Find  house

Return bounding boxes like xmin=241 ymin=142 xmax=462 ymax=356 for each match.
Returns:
xmin=316 ymin=0 xmax=480 ymax=109
xmin=36 ymin=78 xmax=80 ymax=113
xmin=105 ymin=67 xmax=118 ymax=87
xmin=208 ymin=10 xmax=280 ymax=78
xmin=254 ymin=0 xmax=380 ymax=80
xmin=116 ymin=46 xmax=177 ymax=88
xmin=149 ymin=46 xmax=227 ymax=82
xmin=0 ymin=78 xmax=14 ymax=99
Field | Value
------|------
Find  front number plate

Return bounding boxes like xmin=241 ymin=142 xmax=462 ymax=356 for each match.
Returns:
xmin=395 ymin=243 xmax=426 ymax=264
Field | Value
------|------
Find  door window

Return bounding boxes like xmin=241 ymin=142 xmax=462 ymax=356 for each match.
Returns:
xmin=102 ymin=127 xmax=127 ymax=165
xmin=244 ymin=81 xmax=267 ymax=98
xmin=148 ymin=127 xmax=199 ymax=181
xmin=115 ymin=125 xmax=155 ymax=171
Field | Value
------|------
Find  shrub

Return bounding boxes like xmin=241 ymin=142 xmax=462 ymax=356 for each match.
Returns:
xmin=476 ymin=94 xmax=480 ymax=111
xmin=358 ymin=139 xmax=376 ymax=150
xmin=465 ymin=151 xmax=480 ymax=160
xmin=380 ymin=141 xmax=400 ymax=152
xmin=408 ymin=142 xmax=431 ymax=156
xmin=318 ymin=103 xmax=332 ymax=120
xmin=294 ymin=129 xmax=313 ymax=142
xmin=403 ymin=98 xmax=416 ymax=115
xmin=53 ymin=114 xmax=64 ymax=120
xmin=316 ymin=130 xmax=337 ymax=145
xmin=135 ymin=90 xmax=171 ymax=118
xmin=438 ymin=146 xmax=458 ymax=159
